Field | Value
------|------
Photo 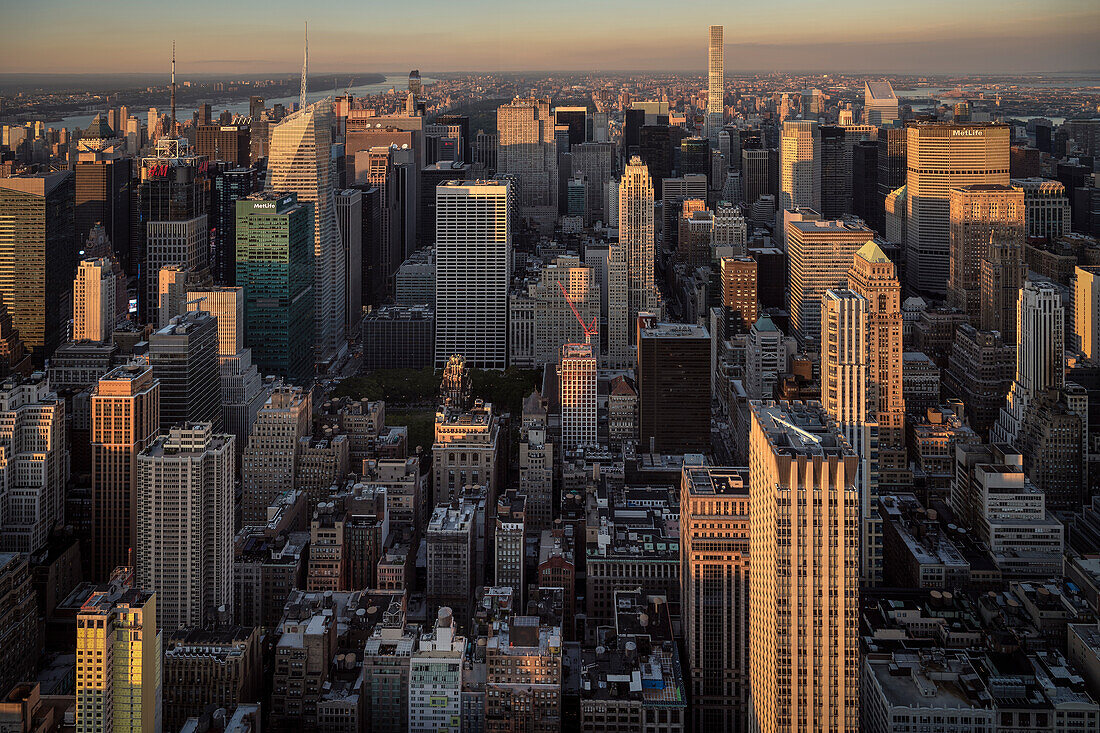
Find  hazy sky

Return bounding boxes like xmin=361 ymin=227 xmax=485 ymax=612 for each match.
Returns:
xmin=2 ymin=0 xmax=1098 ymax=75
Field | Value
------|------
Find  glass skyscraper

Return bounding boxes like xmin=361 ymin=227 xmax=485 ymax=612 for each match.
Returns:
xmin=235 ymin=193 xmax=314 ymax=384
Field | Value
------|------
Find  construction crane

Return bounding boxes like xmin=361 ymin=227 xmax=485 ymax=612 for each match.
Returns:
xmin=558 ymin=280 xmax=599 ymax=345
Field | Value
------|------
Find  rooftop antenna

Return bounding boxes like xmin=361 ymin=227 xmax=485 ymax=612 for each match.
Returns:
xmin=170 ymin=40 xmax=177 ymax=137
xmin=299 ymin=21 xmax=308 ymax=111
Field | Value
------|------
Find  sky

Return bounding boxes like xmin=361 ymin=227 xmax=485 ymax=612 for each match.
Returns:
xmin=1 ymin=0 xmax=1098 ymax=75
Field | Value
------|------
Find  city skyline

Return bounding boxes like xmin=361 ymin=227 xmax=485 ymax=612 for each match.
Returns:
xmin=2 ymin=1 xmax=1098 ymax=75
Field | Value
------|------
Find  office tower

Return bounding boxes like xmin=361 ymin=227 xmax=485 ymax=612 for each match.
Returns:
xmin=1012 ymin=177 xmax=1072 ymax=240
xmin=0 ymin=172 xmax=76 ymax=365
xmin=638 ymin=320 xmax=710 ymax=453
xmin=137 ymin=137 xmax=209 ymax=325
xmin=497 ymin=98 xmax=558 ymax=232
xmin=905 ymin=123 xmax=1010 ymax=294
xmin=942 ymin=324 xmax=1015 ymax=434
xmin=572 ymin=142 xmax=614 ymax=225
xmin=426 ymin=502 xmax=476 ymax=629
xmin=137 ymin=423 xmax=233 ymax=631
xmin=639 ymin=125 xmax=675 ymax=198
xmin=852 ymin=140 xmax=880 ymax=229
xmin=335 ymin=188 xmax=363 ymax=331
xmin=876 ymin=126 xmax=907 ymax=225
xmin=73 ymin=117 xmax=131 ymax=264
xmin=559 ymin=342 xmax=597 ymax=451
xmin=554 ymin=106 xmax=588 ymax=148
xmin=194 ymin=123 xmax=250 ymax=167
xmin=993 ymin=279 xmax=1065 ymax=445
xmin=210 ymin=165 xmax=261 ymax=286
xmin=863 ymin=82 xmax=899 ymax=126
xmin=434 ymin=180 xmax=511 ymax=369
xmin=265 ymin=98 xmax=345 ymax=362
xmin=358 ymin=146 xmax=402 ymax=287
xmin=780 ymin=120 xmax=821 ymax=216
xmin=848 ymin=243 xmax=906 ymax=496
xmin=90 ymin=364 xmax=159 ymax=580
xmin=1076 ymin=266 xmax=1100 ymax=358
xmin=721 ymin=256 xmax=759 ymax=333
xmin=619 ymin=157 xmax=659 ymax=337
xmin=0 ymin=374 xmax=67 ymax=555
xmin=745 ymin=315 xmax=791 ymax=401
xmin=946 ymin=184 xmax=1025 ymax=325
xmin=681 ymin=464 xmax=750 ymax=732
xmin=184 ymin=286 xmax=266 ymax=452
xmin=681 ymin=136 xmax=712 ymax=181
xmin=742 ymin=147 xmax=772 ymax=207
xmin=566 ymin=176 xmax=587 ymax=219
xmin=0 ymin=554 xmax=39 ymax=698
xmin=421 ymin=162 xmax=473 ymax=249
xmin=149 ymin=310 xmax=222 ymax=432
xmin=801 ymin=88 xmax=824 ymax=117
xmin=235 ymin=193 xmax=315 ymax=384
xmin=435 ymin=113 xmax=471 ymax=162
xmin=662 ymin=174 xmax=708 ymax=240
xmin=76 ymin=580 xmax=161 ymax=733
xmin=706 ymin=24 xmax=725 ymax=144
xmin=819 ymin=126 xmax=847 ymax=219
xmin=520 ymin=392 xmax=554 ymax=533
xmin=748 ymin=401 xmax=859 ymax=733
xmin=240 ymin=385 xmax=311 ymax=523
xmin=788 ymin=219 xmax=875 ymax=344
xmin=410 ymin=608 xmax=466 ymax=733
xmin=485 ymin=615 xmax=563 ymax=733
xmin=73 ymin=258 xmax=117 ymax=342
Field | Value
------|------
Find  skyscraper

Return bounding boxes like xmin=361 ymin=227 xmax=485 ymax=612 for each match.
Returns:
xmin=0 ymin=374 xmax=68 ymax=555
xmin=863 ymin=81 xmax=899 ymax=126
xmin=1075 ymin=265 xmax=1100 ymax=358
xmin=780 ymin=120 xmax=821 ymax=216
xmin=993 ymin=278 xmax=1065 ymax=445
xmin=265 ymin=98 xmax=346 ymax=362
xmin=137 ymin=423 xmax=234 ymax=631
xmin=721 ymin=256 xmax=759 ymax=334
xmin=434 ymin=180 xmax=511 ymax=369
xmin=73 ymin=258 xmax=118 ymax=342
xmin=619 ymin=157 xmax=659 ymax=339
xmin=240 ymin=384 xmax=312 ymax=523
xmin=76 ymin=579 xmax=161 ymax=733
xmin=0 ymin=171 xmax=76 ymax=365
xmin=707 ymin=25 xmax=724 ymax=145
xmin=90 ymin=364 xmax=160 ymax=581
xmin=559 ymin=342 xmax=597 ymax=451
xmin=681 ymin=463 xmax=750 ymax=732
xmin=748 ymin=401 xmax=859 ymax=733
xmin=148 ymin=310 xmax=222 ymax=433
xmin=787 ymin=219 xmax=875 ymax=344
xmin=947 ymin=184 xmax=1025 ymax=329
xmin=905 ymin=123 xmax=1010 ymax=294
xmin=497 ymin=98 xmax=558 ymax=233
xmin=235 ymin=193 xmax=315 ymax=384
xmin=73 ymin=116 xmax=131 ymax=265
xmin=637 ymin=319 xmax=711 ymax=453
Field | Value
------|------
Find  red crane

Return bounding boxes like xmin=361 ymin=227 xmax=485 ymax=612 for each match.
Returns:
xmin=558 ymin=280 xmax=599 ymax=344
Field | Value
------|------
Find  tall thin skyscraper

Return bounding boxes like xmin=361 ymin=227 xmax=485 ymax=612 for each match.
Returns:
xmin=905 ymin=123 xmax=1010 ymax=294
xmin=73 ymin=258 xmax=118 ymax=342
xmin=780 ymin=120 xmax=821 ymax=216
xmin=1075 ymin=266 xmax=1100 ymax=358
xmin=91 ymin=364 xmax=160 ymax=580
xmin=558 ymin=342 xmax=597 ymax=451
xmin=434 ymin=180 xmax=511 ymax=369
xmin=619 ymin=157 xmax=659 ymax=339
xmin=681 ymin=463 xmax=750 ymax=732
xmin=496 ymin=98 xmax=558 ymax=233
xmin=749 ymin=401 xmax=859 ymax=733
xmin=992 ymin=279 xmax=1065 ymax=445
xmin=706 ymin=25 xmax=724 ymax=145
xmin=137 ymin=423 xmax=234 ymax=631
xmin=265 ymin=98 xmax=346 ymax=362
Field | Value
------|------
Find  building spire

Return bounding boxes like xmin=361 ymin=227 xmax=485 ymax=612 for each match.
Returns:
xmin=299 ymin=21 xmax=308 ymax=111
xmin=170 ymin=40 xmax=177 ymax=136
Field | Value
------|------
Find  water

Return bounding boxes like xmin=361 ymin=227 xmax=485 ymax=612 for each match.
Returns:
xmin=57 ymin=73 xmax=433 ymax=131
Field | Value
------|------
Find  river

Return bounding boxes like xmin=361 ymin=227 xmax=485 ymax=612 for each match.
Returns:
xmin=57 ymin=73 xmax=434 ymax=131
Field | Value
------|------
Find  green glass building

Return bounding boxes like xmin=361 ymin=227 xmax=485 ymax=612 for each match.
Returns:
xmin=235 ymin=192 xmax=314 ymax=384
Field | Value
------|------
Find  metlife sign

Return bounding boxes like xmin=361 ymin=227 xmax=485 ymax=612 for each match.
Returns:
xmin=952 ymin=129 xmax=984 ymax=136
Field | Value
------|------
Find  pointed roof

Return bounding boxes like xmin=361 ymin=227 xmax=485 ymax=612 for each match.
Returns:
xmin=609 ymin=375 xmax=636 ymax=397
xmin=522 ymin=390 xmax=546 ymax=417
xmin=856 ymin=240 xmax=892 ymax=264
xmin=84 ymin=114 xmax=115 ymax=140
xmin=753 ymin=315 xmax=779 ymax=333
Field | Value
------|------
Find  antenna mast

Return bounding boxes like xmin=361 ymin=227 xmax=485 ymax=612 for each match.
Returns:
xmin=299 ymin=21 xmax=308 ymax=110
xmin=170 ymin=40 xmax=177 ymax=136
